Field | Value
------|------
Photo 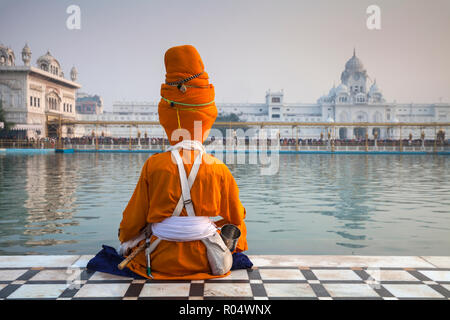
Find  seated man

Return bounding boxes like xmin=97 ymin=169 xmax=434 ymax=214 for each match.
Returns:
xmin=117 ymin=45 xmax=248 ymax=280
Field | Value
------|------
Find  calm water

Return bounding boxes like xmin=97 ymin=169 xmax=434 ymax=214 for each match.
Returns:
xmin=0 ymin=152 xmax=449 ymax=255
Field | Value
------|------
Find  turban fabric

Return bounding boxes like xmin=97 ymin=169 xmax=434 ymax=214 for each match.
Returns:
xmin=158 ymin=45 xmax=218 ymax=145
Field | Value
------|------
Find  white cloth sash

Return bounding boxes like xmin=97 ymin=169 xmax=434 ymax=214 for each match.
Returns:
xmin=151 ymin=140 xmax=217 ymax=242
xmin=152 ymin=216 xmax=217 ymax=242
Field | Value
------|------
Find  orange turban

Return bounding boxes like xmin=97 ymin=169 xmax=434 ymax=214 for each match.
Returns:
xmin=158 ymin=45 xmax=217 ymax=145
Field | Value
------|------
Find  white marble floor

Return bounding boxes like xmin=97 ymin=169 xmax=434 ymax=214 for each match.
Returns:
xmin=0 ymin=255 xmax=449 ymax=300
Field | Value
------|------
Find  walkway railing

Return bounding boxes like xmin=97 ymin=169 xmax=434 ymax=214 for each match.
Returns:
xmin=0 ymin=139 xmax=55 ymax=149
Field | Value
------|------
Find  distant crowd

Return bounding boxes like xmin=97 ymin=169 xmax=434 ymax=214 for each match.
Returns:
xmin=1 ymin=135 xmax=448 ymax=149
xmin=278 ymin=138 xmax=448 ymax=147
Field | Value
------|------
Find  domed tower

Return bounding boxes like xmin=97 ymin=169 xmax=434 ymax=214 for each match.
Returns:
xmin=37 ymin=50 xmax=62 ymax=76
xmin=334 ymin=83 xmax=350 ymax=104
xmin=368 ymin=79 xmax=385 ymax=103
xmin=327 ymin=83 xmax=336 ymax=102
xmin=22 ymin=43 xmax=32 ymax=66
xmin=70 ymin=66 xmax=78 ymax=82
xmin=340 ymin=49 xmax=368 ymax=96
xmin=0 ymin=44 xmax=15 ymax=66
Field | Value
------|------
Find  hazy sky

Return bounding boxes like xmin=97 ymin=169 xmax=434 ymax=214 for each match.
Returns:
xmin=1 ymin=0 xmax=449 ymax=110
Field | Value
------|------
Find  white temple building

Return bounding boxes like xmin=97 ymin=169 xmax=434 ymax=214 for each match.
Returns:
xmin=0 ymin=43 xmax=81 ymax=138
xmin=1 ymin=42 xmax=447 ymax=140
xmin=78 ymin=50 xmax=449 ymax=140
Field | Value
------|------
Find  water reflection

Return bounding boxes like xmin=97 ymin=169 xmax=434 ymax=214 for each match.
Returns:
xmin=0 ymin=152 xmax=449 ymax=255
xmin=234 ymin=154 xmax=450 ymax=255
xmin=24 ymin=154 xmax=79 ymax=239
xmin=0 ymin=154 xmax=78 ymax=253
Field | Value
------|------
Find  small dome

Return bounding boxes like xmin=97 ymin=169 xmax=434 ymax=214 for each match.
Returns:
xmin=37 ymin=50 xmax=59 ymax=66
xmin=328 ymin=85 xmax=336 ymax=97
xmin=22 ymin=43 xmax=32 ymax=66
xmin=22 ymin=43 xmax=31 ymax=54
xmin=37 ymin=50 xmax=61 ymax=75
xmin=0 ymin=44 xmax=15 ymax=66
xmin=335 ymin=83 xmax=349 ymax=95
xmin=70 ymin=66 xmax=78 ymax=81
xmin=369 ymin=80 xmax=381 ymax=95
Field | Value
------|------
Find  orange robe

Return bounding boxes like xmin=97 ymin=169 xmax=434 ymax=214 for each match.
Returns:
xmin=118 ymin=149 xmax=248 ymax=280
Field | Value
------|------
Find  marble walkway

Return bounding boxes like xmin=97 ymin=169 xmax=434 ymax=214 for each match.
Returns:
xmin=0 ymin=255 xmax=449 ymax=300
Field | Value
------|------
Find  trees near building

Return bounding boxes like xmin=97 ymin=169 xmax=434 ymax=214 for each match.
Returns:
xmin=0 ymin=100 xmax=15 ymax=137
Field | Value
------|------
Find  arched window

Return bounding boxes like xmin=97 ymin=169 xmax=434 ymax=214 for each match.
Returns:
xmin=49 ymin=97 xmax=57 ymax=110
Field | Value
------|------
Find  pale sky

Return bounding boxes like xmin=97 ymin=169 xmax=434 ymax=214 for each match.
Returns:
xmin=1 ymin=0 xmax=449 ymax=110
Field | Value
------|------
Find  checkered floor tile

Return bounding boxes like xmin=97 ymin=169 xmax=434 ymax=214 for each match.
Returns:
xmin=0 ymin=265 xmax=449 ymax=300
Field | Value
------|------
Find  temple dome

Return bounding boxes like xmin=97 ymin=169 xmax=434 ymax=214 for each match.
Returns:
xmin=37 ymin=50 xmax=62 ymax=76
xmin=345 ymin=49 xmax=365 ymax=72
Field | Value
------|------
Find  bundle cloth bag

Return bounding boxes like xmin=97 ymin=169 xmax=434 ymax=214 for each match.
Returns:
xmin=202 ymin=232 xmax=233 ymax=275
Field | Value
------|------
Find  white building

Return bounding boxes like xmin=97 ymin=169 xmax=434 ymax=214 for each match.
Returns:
xmin=316 ymin=49 xmax=449 ymax=140
xmin=79 ymin=50 xmax=449 ymax=140
xmin=0 ymin=43 xmax=81 ymax=139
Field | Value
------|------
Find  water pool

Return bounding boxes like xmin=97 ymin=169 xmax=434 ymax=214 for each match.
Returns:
xmin=0 ymin=152 xmax=449 ymax=255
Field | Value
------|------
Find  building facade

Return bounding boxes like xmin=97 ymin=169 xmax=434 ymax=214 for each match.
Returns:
xmin=76 ymin=92 xmax=103 ymax=115
xmin=0 ymin=43 xmax=81 ymax=139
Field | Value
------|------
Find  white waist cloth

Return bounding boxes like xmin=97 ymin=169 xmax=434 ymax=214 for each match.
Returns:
xmin=151 ymin=216 xmax=217 ymax=242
